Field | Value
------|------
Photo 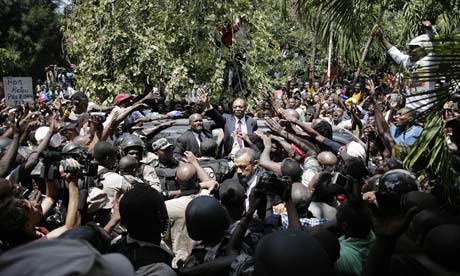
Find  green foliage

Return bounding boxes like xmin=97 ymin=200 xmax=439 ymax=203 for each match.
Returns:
xmin=289 ymin=0 xmax=460 ymax=74
xmin=402 ymin=32 xmax=460 ymax=210
xmin=0 ymin=48 xmax=21 ymax=77
xmin=0 ymin=0 xmax=64 ymax=80
xmin=403 ymin=114 xmax=459 ymax=210
xmin=64 ymin=0 xmax=310 ymax=103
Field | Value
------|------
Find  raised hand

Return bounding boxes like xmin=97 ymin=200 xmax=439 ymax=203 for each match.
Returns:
xmin=254 ymin=130 xmax=271 ymax=148
xmin=50 ymin=113 xmax=64 ymax=134
xmin=182 ymin=151 xmax=198 ymax=165
xmin=279 ymin=108 xmax=298 ymax=123
xmin=197 ymin=88 xmax=210 ymax=107
xmin=265 ymin=117 xmax=284 ymax=134
xmin=373 ymin=28 xmax=384 ymax=41
xmin=88 ymin=114 xmax=103 ymax=134
xmin=11 ymin=113 xmax=21 ymax=134
xmin=367 ymin=79 xmax=376 ymax=98
xmin=421 ymin=20 xmax=432 ymax=29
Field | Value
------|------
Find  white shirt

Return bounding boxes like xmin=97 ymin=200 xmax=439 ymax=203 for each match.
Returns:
xmin=387 ymin=46 xmax=436 ymax=113
xmin=245 ymin=174 xmax=258 ymax=210
xmin=234 ymin=116 xmax=248 ymax=134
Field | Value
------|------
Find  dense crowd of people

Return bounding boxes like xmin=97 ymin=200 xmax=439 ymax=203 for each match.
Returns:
xmin=1 ymin=26 xmax=460 ymax=276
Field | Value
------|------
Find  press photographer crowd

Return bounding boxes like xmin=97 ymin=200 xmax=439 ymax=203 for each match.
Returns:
xmin=1 ymin=32 xmax=460 ymax=275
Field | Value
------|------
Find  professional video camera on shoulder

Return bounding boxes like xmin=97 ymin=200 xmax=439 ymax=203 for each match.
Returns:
xmin=61 ymin=142 xmax=98 ymax=178
xmin=39 ymin=150 xmax=61 ymax=180
xmin=40 ymin=142 xmax=98 ymax=181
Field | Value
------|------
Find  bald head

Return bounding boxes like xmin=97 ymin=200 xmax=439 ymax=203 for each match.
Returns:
xmin=189 ymin=113 xmax=202 ymax=124
xmin=291 ymin=182 xmax=312 ymax=214
xmin=317 ymin=151 xmax=337 ymax=166
xmin=119 ymin=156 xmax=138 ymax=176
xmin=285 ymin=109 xmax=300 ymax=120
xmin=189 ymin=113 xmax=204 ymax=132
xmin=177 ymin=163 xmax=196 ymax=182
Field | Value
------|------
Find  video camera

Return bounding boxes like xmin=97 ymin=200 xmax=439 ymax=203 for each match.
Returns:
xmin=39 ymin=150 xmax=98 ymax=181
xmin=256 ymin=172 xmax=290 ymax=196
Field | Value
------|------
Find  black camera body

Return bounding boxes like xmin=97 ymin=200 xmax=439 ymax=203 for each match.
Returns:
xmin=40 ymin=151 xmax=62 ymax=180
xmin=257 ymin=172 xmax=290 ymax=196
xmin=39 ymin=150 xmax=98 ymax=181
xmin=61 ymin=151 xmax=98 ymax=178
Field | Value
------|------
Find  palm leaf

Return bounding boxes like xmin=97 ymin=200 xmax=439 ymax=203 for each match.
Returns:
xmin=404 ymin=32 xmax=460 ymax=210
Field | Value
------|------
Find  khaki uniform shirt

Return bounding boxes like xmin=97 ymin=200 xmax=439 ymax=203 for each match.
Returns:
xmin=164 ymin=190 xmax=210 ymax=268
xmin=140 ymin=163 xmax=161 ymax=191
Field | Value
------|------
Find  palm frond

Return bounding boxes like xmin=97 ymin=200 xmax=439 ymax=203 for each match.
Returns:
xmin=404 ymin=31 xmax=460 ymax=211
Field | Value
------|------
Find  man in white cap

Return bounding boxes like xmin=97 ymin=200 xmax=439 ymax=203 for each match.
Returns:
xmin=376 ymin=21 xmax=438 ymax=113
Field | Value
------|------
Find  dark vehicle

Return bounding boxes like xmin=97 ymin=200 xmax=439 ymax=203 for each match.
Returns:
xmin=147 ymin=118 xmax=364 ymax=149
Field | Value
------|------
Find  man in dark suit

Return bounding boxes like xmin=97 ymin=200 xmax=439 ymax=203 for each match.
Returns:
xmin=174 ymin=113 xmax=213 ymax=159
xmin=200 ymin=91 xmax=258 ymax=156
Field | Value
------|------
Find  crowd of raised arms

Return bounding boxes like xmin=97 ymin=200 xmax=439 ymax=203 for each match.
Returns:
xmin=1 ymin=27 xmax=460 ymax=276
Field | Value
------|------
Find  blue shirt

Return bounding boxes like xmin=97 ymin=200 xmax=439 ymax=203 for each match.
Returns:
xmin=390 ymin=125 xmax=423 ymax=146
xmin=323 ymin=137 xmax=342 ymax=153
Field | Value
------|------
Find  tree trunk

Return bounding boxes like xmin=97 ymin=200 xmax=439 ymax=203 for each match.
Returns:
xmin=327 ymin=22 xmax=334 ymax=86
xmin=352 ymin=31 xmax=374 ymax=86
xmin=352 ymin=0 xmax=388 ymax=86
xmin=309 ymin=2 xmax=323 ymax=83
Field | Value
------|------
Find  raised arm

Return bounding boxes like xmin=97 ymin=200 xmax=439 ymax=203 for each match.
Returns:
xmin=225 ymin=187 xmax=264 ymax=256
xmin=0 ymin=116 xmax=21 ymax=177
xmin=41 ymin=179 xmax=60 ymax=216
xmin=368 ymin=79 xmax=395 ymax=152
xmin=199 ymin=88 xmax=226 ymax=128
xmin=265 ymin=118 xmax=318 ymax=156
xmin=24 ymin=117 xmax=59 ymax=172
xmin=254 ymin=131 xmax=281 ymax=174
xmin=279 ymin=109 xmax=325 ymax=143
xmin=141 ymin=120 xmax=175 ymax=138
xmin=47 ymin=158 xmax=81 ymax=238
xmin=183 ymin=151 xmax=211 ymax=182
xmin=284 ymin=189 xmax=301 ymax=230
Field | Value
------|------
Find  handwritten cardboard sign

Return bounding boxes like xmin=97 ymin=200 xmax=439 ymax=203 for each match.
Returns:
xmin=3 ymin=77 xmax=34 ymax=106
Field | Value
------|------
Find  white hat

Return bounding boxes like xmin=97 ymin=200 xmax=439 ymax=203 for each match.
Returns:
xmin=346 ymin=141 xmax=366 ymax=161
xmin=34 ymin=126 xmax=62 ymax=148
xmin=407 ymin=34 xmax=432 ymax=48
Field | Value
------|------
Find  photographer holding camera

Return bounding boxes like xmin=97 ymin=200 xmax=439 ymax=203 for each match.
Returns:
xmin=0 ymin=157 xmax=81 ymax=250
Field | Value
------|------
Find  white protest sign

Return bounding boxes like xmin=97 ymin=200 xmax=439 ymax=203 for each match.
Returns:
xmin=3 ymin=77 xmax=34 ymax=106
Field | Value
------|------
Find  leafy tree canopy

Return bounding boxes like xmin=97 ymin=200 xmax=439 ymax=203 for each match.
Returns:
xmin=63 ymin=0 xmax=311 ymax=103
xmin=0 ymin=0 xmax=64 ymax=81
